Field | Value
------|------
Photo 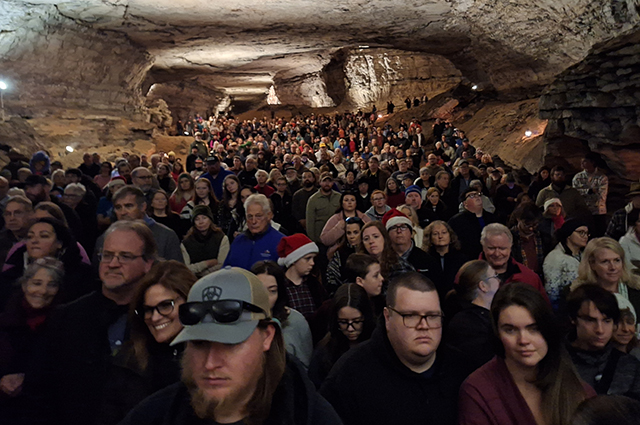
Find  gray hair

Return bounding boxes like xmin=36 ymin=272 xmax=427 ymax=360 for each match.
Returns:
xmin=20 ymin=257 xmax=65 ymax=287
xmin=131 ymin=167 xmax=152 ymax=178
xmin=255 ymin=169 xmax=269 ymax=179
xmin=64 ymin=183 xmax=86 ymax=197
xmin=52 ymin=169 xmax=66 ymax=181
xmin=480 ymin=223 xmax=513 ymax=247
xmin=104 ymin=220 xmax=158 ymax=261
xmin=244 ymin=193 xmax=272 ymax=214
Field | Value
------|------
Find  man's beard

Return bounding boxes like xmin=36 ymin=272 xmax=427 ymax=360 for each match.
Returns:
xmin=286 ymin=175 xmax=297 ymax=183
xmin=303 ymin=181 xmax=314 ymax=188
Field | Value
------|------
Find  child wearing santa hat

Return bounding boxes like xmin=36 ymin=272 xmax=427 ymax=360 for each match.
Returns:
xmin=278 ymin=234 xmax=327 ymax=320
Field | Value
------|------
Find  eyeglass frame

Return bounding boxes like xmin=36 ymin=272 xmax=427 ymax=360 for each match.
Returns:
xmin=136 ymin=298 xmax=178 ymax=319
xmin=98 ymin=250 xmax=146 ymax=264
xmin=337 ymin=318 xmax=365 ymax=330
xmin=386 ymin=306 xmax=444 ymax=329
xmin=388 ymin=224 xmax=411 ymax=233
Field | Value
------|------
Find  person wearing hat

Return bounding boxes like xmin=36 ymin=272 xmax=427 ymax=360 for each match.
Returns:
xmin=606 ymin=182 xmax=640 ymax=241
xmin=200 ymin=155 xmax=233 ymax=201
xmin=284 ymin=165 xmax=301 ymax=194
xmin=404 ymin=184 xmax=431 ymax=228
xmin=612 ymin=294 xmax=640 ymax=359
xmin=189 ymin=132 xmax=208 ymax=159
xmin=185 ymin=146 xmax=201 ymax=173
xmin=449 ymin=187 xmax=498 ymax=260
xmin=450 ymin=159 xmax=483 ymax=202
xmin=306 ymin=172 xmax=341 ymax=245
xmin=383 ymin=208 xmax=443 ymax=293
xmin=535 ymin=165 xmax=589 ymax=221
xmin=190 ymin=157 xmax=204 ymax=180
xmin=181 ymin=204 xmax=230 ymax=278
xmin=539 ymin=197 xmax=565 ymax=237
xmin=542 ymin=218 xmax=590 ymax=313
xmin=277 ymin=234 xmax=326 ymax=320
xmin=120 ymin=267 xmax=341 ymax=425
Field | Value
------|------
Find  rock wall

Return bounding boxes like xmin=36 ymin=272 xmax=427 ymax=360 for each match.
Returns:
xmin=1 ymin=4 xmax=153 ymax=119
xmin=274 ymin=73 xmax=335 ymax=109
xmin=341 ymin=49 xmax=462 ymax=110
xmin=540 ymin=27 xmax=640 ymax=180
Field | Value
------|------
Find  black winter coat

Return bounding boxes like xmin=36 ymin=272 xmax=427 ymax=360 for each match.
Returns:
xmin=448 ymin=210 xmax=497 ymax=260
xmin=320 ymin=324 xmax=464 ymax=425
xmin=119 ymin=356 xmax=343 ymax=425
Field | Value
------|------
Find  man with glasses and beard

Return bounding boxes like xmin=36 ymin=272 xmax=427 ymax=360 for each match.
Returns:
xmin=121 ymin=267 xmax=341 ymax=425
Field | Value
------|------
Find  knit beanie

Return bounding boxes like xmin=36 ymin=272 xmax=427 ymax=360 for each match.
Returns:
xmin=382 ymin=208 xmax=413 ymax=231
xmin=191 ymin=204 xmax=214 ymax=224
xmin=543 ymin=198 xmax=562 ymax=211
xmin=555 ymin=218 xmax=588 ymax=244
xmin=277 ymin=234 xmax=319 ymax=268
xmin=404 ymin=185 xmax=421 ymax=197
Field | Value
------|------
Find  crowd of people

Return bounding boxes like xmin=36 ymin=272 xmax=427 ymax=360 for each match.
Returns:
xmin=0 ymin=108 xmax=639 ymax=425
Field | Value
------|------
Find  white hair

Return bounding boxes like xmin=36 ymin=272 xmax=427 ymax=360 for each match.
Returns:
xmin=480 ymin=223 xmax=513 ymax=247
xmin=64 ymin=183 xmax=86 ymax=197
xmin=244 ymin=193 xmax=272 ymax=214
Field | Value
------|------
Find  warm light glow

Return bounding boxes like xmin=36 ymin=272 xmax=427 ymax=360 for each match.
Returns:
xmin=471 ymin=84 xmax=478 ymax=90
xmin=525 ymin=130 xmax=532 ymax=137
xmin=66 ymin=146 xmax=74 ymax=153
xmin=359 ymin=45 xmax=369 ymax=49
xmin=267 ymin=85 xmax=281 ymax=105
xmin=378 ymin=114 xmax=382 ymax=118
xmin=0 ymin=82 xmax=6 ymax=90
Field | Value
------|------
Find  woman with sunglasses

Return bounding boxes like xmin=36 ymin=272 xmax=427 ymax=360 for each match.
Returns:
xmin=308 ymin=283 xmax=375 ymax=388
xmin=543 ymin=219 xmax=590 ymax=313
xmin=101 ymin=261 xmax=197 ymax=423
xmin=252 ymin=261 xmax=313 ymax=368
xmin=458 ymin=283 xmax=594 ymax=425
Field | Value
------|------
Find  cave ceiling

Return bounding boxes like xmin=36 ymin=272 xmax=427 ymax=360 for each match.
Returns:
xmin=3 ymin=0 xmax=638 ymax=104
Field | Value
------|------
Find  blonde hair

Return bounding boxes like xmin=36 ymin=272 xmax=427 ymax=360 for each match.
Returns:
xmin=397 ymin=204 xmax=419 ymax=226
xmin=573 ymin=237 xmax=639 ymax=290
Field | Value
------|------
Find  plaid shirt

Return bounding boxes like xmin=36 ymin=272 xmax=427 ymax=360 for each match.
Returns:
xmin=285 ymin=277 xmax=317 ymax=320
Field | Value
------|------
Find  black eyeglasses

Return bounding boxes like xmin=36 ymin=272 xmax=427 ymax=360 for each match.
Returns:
xmin=136 ymin=299 xmax=177 ymax=319
xmin=179 ymin=300 xmax=266 ymax=326
xmin=337 ymin=318 xmax=365 ymax=330
xmin=387 ymin=306 xmax=444 ymax=329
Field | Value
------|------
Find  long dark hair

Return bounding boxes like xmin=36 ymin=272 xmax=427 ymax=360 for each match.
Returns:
xmin=251 ymin=260 xmax=290 ymax=325
xmin=358 ymin=221 xmax=400 ymax=279
xmin=322 ymin=283 xmax=375 ymax=366
xmin=129 ymin=261 xmax=197 ymax=370
xmin=491 ymin=283 xmax=587 ymax=425
xmin=28 ymin=217 xmax=81 ymax=265
xmin=335 ymin=191 xmax=357 ymax=215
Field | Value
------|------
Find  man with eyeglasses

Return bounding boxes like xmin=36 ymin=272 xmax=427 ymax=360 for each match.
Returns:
xmin=365 ymin=190 xmax=391 ymax=221
xmin=131 ymin=166 xmax=158 ymax=196
xmin=321 ymin=272 xmax=463 ymax=425
xmin=566 ymin=284 xmax=640 ymax=398
xmin=448 ymin=187 xmax=497 ymax=260
xmin=121 ymin=267 xmax=341 ymax=425
xmin=26 ymin=221 xmax=157 ymax=425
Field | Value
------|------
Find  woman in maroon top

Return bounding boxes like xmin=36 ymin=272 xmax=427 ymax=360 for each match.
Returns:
xmin=458 ymin=283 xmax=595 ymax=425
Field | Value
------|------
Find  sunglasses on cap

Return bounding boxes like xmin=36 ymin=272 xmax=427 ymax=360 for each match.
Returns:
xmin=179 ymin=300 xmax=266 ymax=326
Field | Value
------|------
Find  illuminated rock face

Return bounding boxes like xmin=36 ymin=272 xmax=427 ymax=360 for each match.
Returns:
xmin=0 ymin=0 xmax=639 ymax=173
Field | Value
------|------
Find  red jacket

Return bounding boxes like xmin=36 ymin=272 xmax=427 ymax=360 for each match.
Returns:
xmin=479 ymin=254 xmax=550 ymax=304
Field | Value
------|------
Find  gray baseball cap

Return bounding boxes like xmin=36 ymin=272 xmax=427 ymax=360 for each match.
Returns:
xmin=171 ymin=267 xmax=271 ymax=346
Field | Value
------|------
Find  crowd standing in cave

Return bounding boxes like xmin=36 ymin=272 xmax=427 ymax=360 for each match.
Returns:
xmin=0 ymin=106 xmax=639 ymax=425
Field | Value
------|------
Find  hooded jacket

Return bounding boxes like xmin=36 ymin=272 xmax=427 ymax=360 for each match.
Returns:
xmin=119 ymin=356 xmax=342 ymax=425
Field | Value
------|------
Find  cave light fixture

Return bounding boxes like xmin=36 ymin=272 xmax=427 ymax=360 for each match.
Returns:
xmin=0 ymin=80 xmax=6 ymax=122
xmin=524 ymin=130 xmax=533 ymax=137
xmin=66 ymin=145 xmax=75 ymax=153
xmin=471 ymin=84 xmax=478 ymax=90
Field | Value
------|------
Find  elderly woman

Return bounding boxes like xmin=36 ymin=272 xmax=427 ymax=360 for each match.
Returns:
xmin=1 ymin=218 xmax=96 ymax=307
xmin=543 ymin=219 xmax=590 ymax=313
xmin=0 ymin=258 xmax=64 ymax=421
xmin=571 ymin=237 xmax=640 ymax=315
xmin=223 ymin=193 xmax=285 ymax=270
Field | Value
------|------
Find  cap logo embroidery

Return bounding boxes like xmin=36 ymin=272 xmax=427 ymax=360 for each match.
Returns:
xmin=202 ymin=286 xmax=222 ymax=301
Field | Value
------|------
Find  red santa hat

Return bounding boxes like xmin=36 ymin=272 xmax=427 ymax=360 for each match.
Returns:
xmin=277 ymin=234 xmax=319 ymax=268
xmin=382 ymin=208 xmax=413 ymax=231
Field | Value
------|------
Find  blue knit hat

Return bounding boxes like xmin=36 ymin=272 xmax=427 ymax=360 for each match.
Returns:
xmin=404 ymin=185 xmax=421 ymax=197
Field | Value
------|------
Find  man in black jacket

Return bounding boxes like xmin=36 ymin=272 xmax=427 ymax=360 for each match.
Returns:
xmin=26 ymin=221 xmax=157 ymax=425
xmin=448 ymin=187 xmax=497 ymax=260
xmin=121 ymin=267 xmax=341 ymax=425
xmin=320 ymin=272 xmax=463 ymax=425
